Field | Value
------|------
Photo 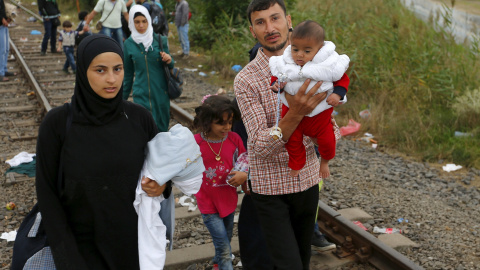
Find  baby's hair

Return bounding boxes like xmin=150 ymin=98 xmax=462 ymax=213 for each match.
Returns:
xmin=291 ymin=20 xmax=325 ymax=44
xmin=193 ymin=95 xmax=238 ymax=134
xmin=78 ymin=11 xmax=88 ymax=21
xmin=62 ymin=20 xmax=73 ymax=28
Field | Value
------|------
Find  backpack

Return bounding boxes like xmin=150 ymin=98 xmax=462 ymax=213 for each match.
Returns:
xmin=144 ymin=1 xmax=169 ymax=36
xmin=11 ymin=104 xmax=73 ymax=270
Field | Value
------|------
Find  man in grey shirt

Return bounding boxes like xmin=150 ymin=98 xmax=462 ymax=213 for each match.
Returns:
xmin=174 ymin=0 xmax=189 ymax=58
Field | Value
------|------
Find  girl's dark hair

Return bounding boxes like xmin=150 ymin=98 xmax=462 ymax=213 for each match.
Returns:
xmin=78 ymin=11 xmax=88 ymax=21
xmin=193 ymin=95 xmax=238 ymax=134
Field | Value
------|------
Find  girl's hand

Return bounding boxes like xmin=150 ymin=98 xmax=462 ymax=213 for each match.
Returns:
xmin=227 ymin=171 xmax=247 ymax=187
xmin=160 ymin=52 xmax=172 ymax=65
xmin=141 ymin=176 xmax=166 ymax=197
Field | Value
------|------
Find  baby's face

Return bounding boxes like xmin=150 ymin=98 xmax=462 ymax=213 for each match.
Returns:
xmin=291 ymin=38 xmax=323 ymax=66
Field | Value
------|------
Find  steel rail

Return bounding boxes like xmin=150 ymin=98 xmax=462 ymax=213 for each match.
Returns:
xmin=317 ymin=201 xmax=423 ymax=270
xmin=9 ymin=0 xmax=43 ymax=22
xmin=170 ymin=101 xmax=194 ymax=126
xmin=8 ymin=37 xmax=52 ymax=112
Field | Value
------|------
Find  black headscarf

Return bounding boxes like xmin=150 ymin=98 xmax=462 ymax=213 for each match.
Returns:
xmin=71 ymin=35 xmax=124 ymax=125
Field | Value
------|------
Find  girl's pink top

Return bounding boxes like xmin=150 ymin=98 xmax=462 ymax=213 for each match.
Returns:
xmin=194 ymin=132 xmax=246 ymax=218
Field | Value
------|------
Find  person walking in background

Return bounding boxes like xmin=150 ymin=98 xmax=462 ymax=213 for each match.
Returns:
xmin=0 ymin=0 xmax=16 ymax=82
xmin=123 ymin=5 xmax=174 ymax=132
xmin=83 ymin=0 xmax=129 ymax=51
xmin=38 ymin=0 xmax=61 ymax=55
xmin=174 ymin=0 xmax=189 ymax=58
xmin=75 ymin=11 xmax=91 ymax=46
xmin=57 ymin=20 xmax=87 ymax=74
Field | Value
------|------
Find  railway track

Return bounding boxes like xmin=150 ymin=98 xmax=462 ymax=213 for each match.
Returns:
xmin=1 ymin=2 xmax=424 ymax=269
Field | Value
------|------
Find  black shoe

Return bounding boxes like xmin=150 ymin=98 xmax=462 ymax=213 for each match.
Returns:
xmin=311 ymin=234 xmax=335 ymax=251
xmin=40 ymin=51 xmax=46 ymax=56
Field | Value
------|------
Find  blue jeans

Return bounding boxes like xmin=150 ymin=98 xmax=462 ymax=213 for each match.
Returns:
xmin=0 ymin=26 xmax=9 ymax=77
xmin=100 ymin=27 xmax=124 ymax=51
xmin=63 ymin=46 xmax=76 ymax=71
xmin=41 ymin=18 xmax=58 ymax=52
xmin=177 ymin=23 xmax=189 ymax=55
xmin=201 ymin=212 xmax=234 ymax=270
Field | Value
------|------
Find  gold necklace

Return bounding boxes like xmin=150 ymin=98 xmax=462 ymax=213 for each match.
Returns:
xmin=205 ymin=133 xmax=224 ymax=161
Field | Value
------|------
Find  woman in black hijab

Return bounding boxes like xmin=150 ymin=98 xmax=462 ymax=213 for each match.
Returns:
xmin=35 ymin=35 xmax=163 ymax=269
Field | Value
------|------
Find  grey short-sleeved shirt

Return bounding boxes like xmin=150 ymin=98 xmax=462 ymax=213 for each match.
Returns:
xmin=94 ymin=0 xmax=127 ymax=28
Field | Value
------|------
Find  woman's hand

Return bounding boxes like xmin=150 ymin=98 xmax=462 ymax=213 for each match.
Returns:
xmin=227 ymin=171 xmax=248 ymax=187
xmin=141 ymin=176 xmax=166 ymax=197
xmin=160 ymin=52 xmax=172 ymax=65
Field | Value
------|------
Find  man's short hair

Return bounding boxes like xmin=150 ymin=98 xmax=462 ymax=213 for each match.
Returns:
xmin=291 ymin=20 xmax=325 ymax=43
xmin=62 ymin=20 xmax=73 ymax=28
xmin=247 ymin=0 xmax=287 ymax=25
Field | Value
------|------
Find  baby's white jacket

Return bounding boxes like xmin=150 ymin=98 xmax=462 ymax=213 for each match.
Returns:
xmin=269 ymin=41 xmax=350 ymax=117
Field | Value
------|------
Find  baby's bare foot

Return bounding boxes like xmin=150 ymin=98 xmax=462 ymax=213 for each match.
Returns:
xmin=290 ymin=169 xmax=300 ymax=177
xmin=319 ymin=159 xmax=330 ymax=179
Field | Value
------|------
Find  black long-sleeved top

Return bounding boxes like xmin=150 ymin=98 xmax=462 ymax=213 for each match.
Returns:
xmin=0 ymin=0 xmax=7 ymax=22
xmin=37 ymin=0 xmax=60 ymax=18
xmin=36 ymin=102 xmax=158 ymax=269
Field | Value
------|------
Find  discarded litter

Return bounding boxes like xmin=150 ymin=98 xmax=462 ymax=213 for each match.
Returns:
xmin=20 ymin=37 xmax=28 ymax=42
xmin=210 ymin=71 xmax=216 ymax=75
xmin=397 ymin=218 xmax=409 ymax=223
xmin=198 ymin=72 xmax=207 ymax=77
xmin=442 ymin=163 xmax=462 ymax=172
xmin=6 ymin=202 xmax=15 ymax=210
xmin=332 ymin=110 xmax=338 ymax=116
xmin=373 ymin=226 xmax=401 ymax=234
xmin=183 ymin=68 xmax=197 ymax=72
xmin=27 ymin=16 xmax=37 ymax=22
xmin=454 ymin=131 xmax=473 ymax=137
xmin=231 ymin=64 xmax=242 ymax=72
xmin=197 ymin=65 xmax=202 ymax=68
xmin=359 ymin=109 xmax=371 ymax=120
xmin=178 ymin=195 xmax=197 ymax=212
xmin=339 ymin=119 xmax=361 ymax=136
xmin=0 ymin=231 xmax=16 ymax=242
xmin=353 ymin=221 xmax=368 ymax=231
xmin=30 ymin=30 xmax=42 ymax=35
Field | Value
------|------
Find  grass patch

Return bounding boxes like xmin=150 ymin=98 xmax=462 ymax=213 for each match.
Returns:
xmin=193 ymin=0 xmax=480 ymax=168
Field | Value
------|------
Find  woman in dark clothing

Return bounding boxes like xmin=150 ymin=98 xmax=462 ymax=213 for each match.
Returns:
xmin=35 ymin=35 xmax=164 ymax=269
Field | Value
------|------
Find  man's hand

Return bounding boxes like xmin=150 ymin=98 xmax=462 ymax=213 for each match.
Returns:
xmin=141 ymin=176 xmax=166 ymax=197
xmin=2 ymin=18 xmax=8 ymax=26
xmin=284 ymin=79 xmax=327 ymax=117
xmin=327 ymin=93 xmax=341 ymax=107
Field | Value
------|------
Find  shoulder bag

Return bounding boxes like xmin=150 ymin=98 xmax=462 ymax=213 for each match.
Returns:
xmin=11 ymin=104 xmax=73 ymax=270
xmin=96 ymin=1 xmax=117 ymax=31
xmin=157 ymin=34 xmax=183 ymax=99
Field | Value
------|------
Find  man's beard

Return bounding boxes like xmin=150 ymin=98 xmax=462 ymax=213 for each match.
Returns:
xmin=262 ymin=38 xmax=288 ymax=53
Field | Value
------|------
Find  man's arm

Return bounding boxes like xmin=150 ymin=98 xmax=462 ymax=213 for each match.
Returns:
xmin=281 ymin=79 xmax=326 ymax=141
xmin=83 ymin=10 xmax=98 ymax=31
xmin=123 ymin=12 xmax=129 ymax=23
xmin=234 ymin=75 xmax=325 ymax=159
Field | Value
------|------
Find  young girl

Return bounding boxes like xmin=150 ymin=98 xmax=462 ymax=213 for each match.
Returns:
xmin=193 ymin=95 xmax=247 ymax=270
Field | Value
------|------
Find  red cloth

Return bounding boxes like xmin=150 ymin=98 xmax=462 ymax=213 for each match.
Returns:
xmin=194 ymin=132 xmax=246 ymax=218
xmin=281 ymin=105 xmax=336 ymax=170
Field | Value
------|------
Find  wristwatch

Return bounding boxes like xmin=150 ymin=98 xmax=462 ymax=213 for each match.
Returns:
xmin=270 ymin=126 xmax=283 ymax=140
